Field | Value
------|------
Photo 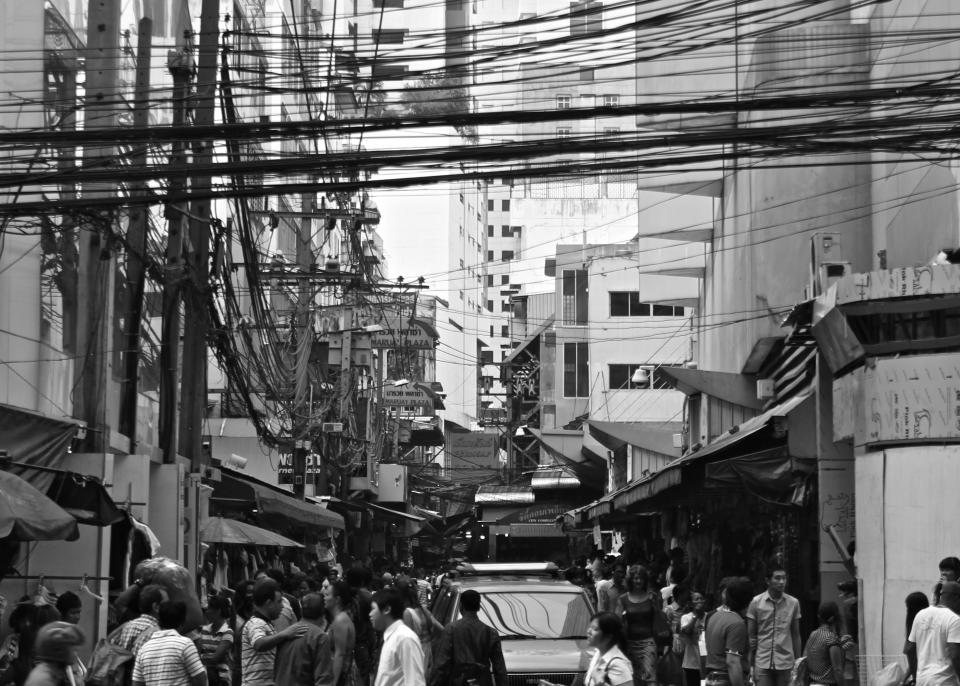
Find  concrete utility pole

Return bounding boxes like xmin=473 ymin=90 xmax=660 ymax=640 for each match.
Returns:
xmin=75 ymin=0 xmax=121 ymax=452
xmin=179 ymin=0 xmax=219 ymax=469
xmin=120 ymin=17 xmax=152 ymax=446
xmin=292 ymin=193 xmax=314 ymax=499
xmin=159 ymin=45 xmax=193 ymax=462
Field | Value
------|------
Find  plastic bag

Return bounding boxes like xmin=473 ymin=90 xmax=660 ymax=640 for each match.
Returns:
xmin=115 ymin=557 xmax=203 ymax=632
xmin=869 ymin=658 xmax=907 ymax=686
xmin=790 ymin=656 xmax=810 ymax=686
xmin=85 ymin=628 xmax=132 ymax=686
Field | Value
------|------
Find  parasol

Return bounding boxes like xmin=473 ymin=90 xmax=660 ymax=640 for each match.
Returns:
xmin=200 ymin=517 xmax=304 ymax=548
xmin=0 ymin=470 xmax=78 ymax=541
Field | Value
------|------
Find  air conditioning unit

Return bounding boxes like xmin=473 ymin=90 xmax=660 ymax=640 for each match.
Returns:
xmin=672 ymin=433 xmax=683 ymax=449
xmin=809 ymin=232 xmax=846 ymax=297
xmin=757 ymin=378 xmax=775 ymax=400
xmin=322 ymin=422 xmax=343 ymax=433
xmin=817 ymin=262 xmax=851 ymax=295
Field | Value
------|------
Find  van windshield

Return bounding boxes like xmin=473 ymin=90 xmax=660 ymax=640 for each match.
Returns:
xmin=474 ymin=591 xmax=591 ymax=639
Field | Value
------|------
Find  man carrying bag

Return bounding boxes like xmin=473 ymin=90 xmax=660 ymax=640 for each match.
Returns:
xmin=430 ymin=591 xmax=506 ymax=686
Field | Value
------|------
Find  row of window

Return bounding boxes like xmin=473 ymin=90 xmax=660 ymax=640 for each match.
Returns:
xmin=563 ymin=342 xmax=678 ymax=396
xmin=557 ymin=94 xmax=619 ymax=109
xmin=487 ymin=225 xmax=522 ymax=237
xmin=555 ymin=127 xmax=619 ymax=138
xmin=488 ymin=199 xmax=511 ymax=211
xmin=610 ymin=291 xmax=686 ymax=317
xmin=487 ymin=250 xmax=515 ymax=261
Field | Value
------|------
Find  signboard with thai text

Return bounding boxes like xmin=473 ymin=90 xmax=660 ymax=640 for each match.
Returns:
xmin=834 ymin=264 xmax=960 ymax=304
xmin=382 ymin=385 xmax=432 ymax=408
xmin=370 ymin=317 xmax=436 ymax=350
xmin=277 ymin=453 xmax=321 ymax=485
xmin=447 ymin=432 xmax=500 ymax=482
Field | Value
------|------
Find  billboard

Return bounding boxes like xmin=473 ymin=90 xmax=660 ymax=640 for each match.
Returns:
xmin=447 ymin=432 xmax=500 ymax=482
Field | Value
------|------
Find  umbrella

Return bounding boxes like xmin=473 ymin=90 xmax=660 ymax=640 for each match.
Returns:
xmin=0 ymin=470 xmax=78 ymax=541
xmin=200 ymin=517 xmax=304 ymax=548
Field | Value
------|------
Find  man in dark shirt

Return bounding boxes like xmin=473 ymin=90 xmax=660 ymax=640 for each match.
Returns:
xmin=274 ymin=594 xmax=334 ymax=686
xmin=431 ymin=590 xmax=507 ymax=686
xmin=704 ymin=578 xmax=754 ymax=686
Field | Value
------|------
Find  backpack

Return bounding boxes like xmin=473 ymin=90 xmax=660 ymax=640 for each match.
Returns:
xmin=790 ymin=656 xmax=810 ymax=686
xmin=85 ymin=628 xmax=133 ymax=686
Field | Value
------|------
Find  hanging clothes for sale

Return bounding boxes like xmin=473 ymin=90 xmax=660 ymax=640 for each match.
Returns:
xmin=213 ymin=549 xmax=229 ymax=590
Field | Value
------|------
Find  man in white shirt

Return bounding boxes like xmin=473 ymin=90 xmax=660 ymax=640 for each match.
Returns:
xmin=371 ymin=587 xmax=425 ymax=686
xmin=906 ymin=581 xmax=960 ymax=686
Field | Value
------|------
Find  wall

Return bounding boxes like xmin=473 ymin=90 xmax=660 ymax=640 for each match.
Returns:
xmin=857 ymin=445 xmax=960 ymax=668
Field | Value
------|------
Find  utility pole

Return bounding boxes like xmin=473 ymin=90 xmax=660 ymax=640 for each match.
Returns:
xmin=292 ymin=193 xmax=314 ymax=499
xmin=159 ymin=45 xmax=193 ymax=462
xmin=179 ymin=0 xmax=219 ymax=469
xmin=75 ymin=0 xmax=121 ymax=452
xmin=120 ymin=17 xmax=153 ymax=445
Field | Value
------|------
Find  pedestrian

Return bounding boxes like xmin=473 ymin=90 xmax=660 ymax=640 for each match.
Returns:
xmin=803 ymin=602 xmax=845 ymax=686
xmin=241 ymin=578 xmax=308 ymax=686
xmin=116 ymin=584 xmax=169 ymax=658
xmin=908 ymin=593 xmax=932 ymax=638
xmin=746 ymin=564 xmax=801 ymax=686
xmin=431 ymin=589 xmax=506 ymax=686
xmin=347 ymin=568 xmax=376 ymax=686
xmin=581 ymin=612 xmax=633 ymax=686
xmin=197 ymin=596 xmax=234 ymax=686
xmin=616 ymin=564 xmax=661 ymax=686
xmin=54 ymin=593 xmax=82 ymax=626
xmin=599 ymin=563 xmax=627 ymax=614
xmin=398 ymin=581 xmax=443 ymax=679
xmin=370 ymin=587 xmax=425 ymax=686
xmin=253 ymin=570 xmax=299 ymax=630
xmin=678 ymin=591 xmax=707 ymax=686
xmin=132 ymin=600 xmax=207 ymax=686
xmin=323 ymin=581 xmax=357 ymax=686
xmin=704 ymin=577 xmax=753 ymax=686
xmin=274 ymin=593 xmax=334 ymax=686
xmin=23 ymin=621 xmax=85 ymax=686
xmin=905 ymin=581 xmax=960 ymax=686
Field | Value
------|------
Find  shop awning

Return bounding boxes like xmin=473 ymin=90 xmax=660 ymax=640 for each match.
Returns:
xmin=0 ymin=470 xmax=79 ymax=541
xmin=531 ymin=466 xmax=580 ymax=490
xmin=501 ymin=316 xmax=554 ymax=367
xmin=586 ymin=421 xmax=682 ymax=457
xmin=0 ymin=403 xmax=81 ymax=492
xmin=611 ymin=389 xmax=813 ymax=511
xmin=212 ymin=471 xmax=345 ymax=530
xmin=657 ymin=367 xmax=764 ymax=410
xmin=45 ymin=469 xmax=125 ymax=526
xmin=489 ymin=523 xmax=565 ymax=538
xmin=365 ymin=501 xmax=425 ymax=523
xmin=475 ymin=484 xmax=535 ymax=505
xmin=201 ymin=517 xmax=304 ymax=548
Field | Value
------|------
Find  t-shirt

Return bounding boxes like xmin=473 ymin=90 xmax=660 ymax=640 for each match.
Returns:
xmin=133 ymin=629 xmax=206 ymax=686
xmin=704 ymin=609 xmax=748 ymax=673
xmin=908 ymin=606 xmax=960 ymax=686
xmin=804 ymin=626 xmax=840 ymax=684
xmin=680 ymin=612 xmax=706 ymax=671
xmin=241 ymin=616 xmax=277 ymax=686
xmin=198 ymin=622 xmax=235 ymax=685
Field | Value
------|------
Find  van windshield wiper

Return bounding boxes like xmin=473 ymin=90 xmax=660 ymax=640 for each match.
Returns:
xmin=501 ymin=634 xmax=539 ymax=639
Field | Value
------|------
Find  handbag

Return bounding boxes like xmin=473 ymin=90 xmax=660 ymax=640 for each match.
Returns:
xmin=651 ymin=593 xmax=672 ymax=647
xmin=656 ymin=650 xmax=684 ymax=686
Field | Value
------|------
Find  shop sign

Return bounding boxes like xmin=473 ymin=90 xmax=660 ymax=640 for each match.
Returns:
xmin=370 ymin=317 xmax=436 ymax=350
xmin=382 ymin=386 xmax=432 ymax=408
xmin=835 ymin=264 xmax=960 ymax=304
xmin=277 ymin=452 xmax=321 ymax=484
xmin=499 ymin=503 xmax=571 ymax=524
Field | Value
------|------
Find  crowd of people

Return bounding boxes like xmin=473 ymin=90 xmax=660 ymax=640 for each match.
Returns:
xmin=3 ymin=553 xmax=960 ymax=686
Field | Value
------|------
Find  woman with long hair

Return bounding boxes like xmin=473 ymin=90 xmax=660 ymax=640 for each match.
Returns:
xmin=324 ymin=580 xmax=358 ymax=686
xmin=616 ymin=565 xmax=662 ymax=686
xmin=397 ymin=579 xmax=444 ymax=678
xmin=585 ymin=612 xmax=634 ymax=686
xmin=905 ymin=592 xmax=929 ymax=637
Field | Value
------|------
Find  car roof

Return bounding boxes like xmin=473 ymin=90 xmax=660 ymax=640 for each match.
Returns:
xmin=451 ymin=578 xmax=585 ymax=593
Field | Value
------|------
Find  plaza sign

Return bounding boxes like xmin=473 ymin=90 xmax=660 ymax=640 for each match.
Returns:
xmin=382 ymin=385 xmax=433 ymax=408
xmin=370 ymin=317 xmax=437 ymax=350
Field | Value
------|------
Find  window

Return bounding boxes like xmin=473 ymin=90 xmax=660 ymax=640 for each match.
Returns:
xmin=610 ymin=291 xmax=647 ymax=317
xmin=502 ymin=250 xmax=514 ymax=261
xmin=373 ymin=29 xmax=408 ymax=44
xmin=490 ymin=325 xmax=494 ymax=337
xmin=563 ymin=342 xmax=589 ymax=397
xmin=502 ymin=199 xmax=510 ymax=211
xmin=373 ymin=0 xmax=404 ymax=7
xmin=603 ymin=127 xmax=620 ymax=137
xmin=501 ymin=325 xmax=509 ymax=338
xmin=501 ymin=225 xmax=512 ymax=237
xmin=556 ymin=127 xmax=572 ymax=138
xmin=477 ymin=590 xmax=591 ymax=639
xmin=501 ymin=275 xmax=510 ymax=285
xmin=486 ymin=275 xmax=494 ymax=286
xmin=371 ymin=63 xmax=408 ymax=79
xmin=653 ymin=304 xmax=685 ymax=316
xmin=570 ymin=0 xmax=602 ymax=35
xmin=487 ymin=225 xmax=494 ymax=237
xmin=501 ymin=301 xmax=512 ymax=312
xmin=609 ymin=364 xmax=643 ymax=390
xmin=487 ymin=199 xmax=494 ymax=211
xmin=511 ymin=226 xmax=522 ymax=237
xmin=487 ymin=300 xmax=494 ymax=311
xmin=487 ymin=250 xmax=494 ymax=261
xmin=556 ymin=95 xmax=572 ymax=110
xmin=562 ymin=269 xmax=588 ymax=324
xmin=579 ymin=68 xmax=594 ymax=81
xmin=603 ymin=94 xmax=620 ymax=107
